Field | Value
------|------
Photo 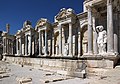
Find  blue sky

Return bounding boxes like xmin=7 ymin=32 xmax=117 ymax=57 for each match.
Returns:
xmin=0 ymin=0 xmax=84 ymax=34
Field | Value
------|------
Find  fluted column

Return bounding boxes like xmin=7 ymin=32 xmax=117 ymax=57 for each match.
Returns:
xmin=107 ymin=0 xmax=114 ymax=54
xmin=59 ymin=24 xmax=62 ymax=56
xmin=39 ymin=31 xmax=42 ymax=56
xmin=45 ymin=30 xmax=48 ymax=56
xmin=68 ymin=23 xmax=73 ymax=56
xmin=87 ymin=6 xmax=93 ymax=54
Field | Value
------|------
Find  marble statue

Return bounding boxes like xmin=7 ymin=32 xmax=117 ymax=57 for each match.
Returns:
xmin=96 ymin=26 xmax=107 ymax=54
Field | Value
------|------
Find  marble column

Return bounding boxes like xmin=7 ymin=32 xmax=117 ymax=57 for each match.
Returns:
xmin=6 ymin=39 xmax=8 ymax=54
xmin=29 ymin=33 xmax=32 ymax=55
xmin=59 ymin=24 xmax=62 ymax=56
xmin=78 ymin=29 xmax=82 ymax=57
xmin=87 ymin=6 xmax=93 ymax=54
xmin=3 ymin=38 xmax=5 ymax=54
xmin=19 ymin=37 xmax=22 ymax=55
xmin=107 ymin=0 xmax=114 ymax=54
xmin=114 ymin=12 xmax=118 ymax=54
xmin=25 ymin=35 xmax=28 ymax=56
xmin=45 ymin=30 xmax=48 ymax=56
xmin=69 ymin=23 xmax=73 ymax=56
xmin=93 ymin=16 xmax=98 ymax=54
xmin=52 ymin=36 xmax=55 ymax=56
xmin=39 ymin=31 xmax=42 ymax=56
xmin=29 ymin=31 xmax=32 ymax=55
xmin=16 ymin=38 xmax=18 ymax=55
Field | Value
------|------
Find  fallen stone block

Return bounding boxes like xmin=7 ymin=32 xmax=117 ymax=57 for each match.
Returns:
xmin=40 ymin=78 xmax=50 ymax=83
xmin=0 ymin=74 xmax=9 ymax=79
xmin=45 ymin=72 xmax=54 ymax=76
xmin=0 ymin=71 xmax=6 ymax=74
xmin=16 ymin=77 xmax=32 ymax=84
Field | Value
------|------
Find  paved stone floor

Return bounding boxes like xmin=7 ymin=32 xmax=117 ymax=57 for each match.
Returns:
xmin=0 ymin=61 xmax=120 ymax=84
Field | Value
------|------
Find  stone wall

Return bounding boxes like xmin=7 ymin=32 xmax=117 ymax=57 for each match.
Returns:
xmin=3 ymin=56 xmax=86 ymax=77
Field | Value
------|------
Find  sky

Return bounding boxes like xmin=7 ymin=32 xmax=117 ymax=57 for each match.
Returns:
xmin=0 ymin=0 xmax=84 ymax=34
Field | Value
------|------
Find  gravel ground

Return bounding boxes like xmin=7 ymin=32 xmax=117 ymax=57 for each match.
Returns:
xmin=0 ymin=61 xmax=120 ymax=84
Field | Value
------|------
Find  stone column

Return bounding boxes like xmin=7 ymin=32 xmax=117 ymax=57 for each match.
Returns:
xmin=69 ymin=23 xmax=73 ymax=56
xmin=87 ymin=6 xmax=93 ymax=54
xmin=19 ymin=37 xmax=22 ymax=55
xmin=39 ymin=31 xmax=42 ymax=56
xmin=107 ymin=0 xmax=114 ymax=54
xmin=45 ymin=30 xmax=48 ymax=56
xmin=59 ymin=24 xmax=62 ymax=56
xmin=52 ymin=36 xmax=55 ymax=56
xmin=6 ymin=39 xmax=8 ymax=55
xmin=16 ymin=38 xmax=18 ymax=55
xmin=29 ymin=33 xmax=32 ymax=56
xmin=78 ymin=29 xmax=82 ymax=57
xmin=24 ymin=36 xmax=28 ymax=56
xmin=93 ymin=16 xmax=98 ymax=54
xmin=114 ymin=12 xmax=118 ymax=54
xmin=3 ymin=38 xmax=5 ymax=54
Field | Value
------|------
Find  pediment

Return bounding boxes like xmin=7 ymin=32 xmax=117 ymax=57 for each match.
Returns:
xmin=36 ymin=18 xmax=48 ymax=27
xmin=55 ymin=8 xmax=76 ymax=20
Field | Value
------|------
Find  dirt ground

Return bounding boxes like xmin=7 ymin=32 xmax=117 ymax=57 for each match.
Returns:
xmin=0 ymin=61 xmax=120 ymax=84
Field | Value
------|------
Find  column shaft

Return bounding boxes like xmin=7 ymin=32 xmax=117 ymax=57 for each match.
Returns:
xmin=25 ymin=35 xmax=28 ymax=56
xmin=78 ymin=30 xmax=82 ymax=57
xmin=52 ymin=36 xmax=55 ymax=56
xmin=107 ymin=0 xmax=114 ymax=53
xmin=29 ymin=33 xmax=32 ymax=55
xmin=69 ymin=23 xmax=73 ymax=56
xmin=20 ymin=37 xmax=22 ymax=55
xmin=39 ymin=31 xmax=42 ymax=56
xmin=87 ymin=6 xmax=93 ymax=54
xmin=45 ymin=30 xmax=48 ymax=56
xmin=59 ymin=25 xmax=62 ymax=56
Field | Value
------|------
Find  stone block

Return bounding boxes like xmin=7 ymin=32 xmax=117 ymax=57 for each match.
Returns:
xmin=0 ymin=74 xmax=9 ymax=79
xmin=16 ymin=77 xmax=32 ymax=84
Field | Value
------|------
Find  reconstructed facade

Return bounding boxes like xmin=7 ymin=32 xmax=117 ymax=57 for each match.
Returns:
xmin=2 ymin=0 xmax=120 ymax=71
